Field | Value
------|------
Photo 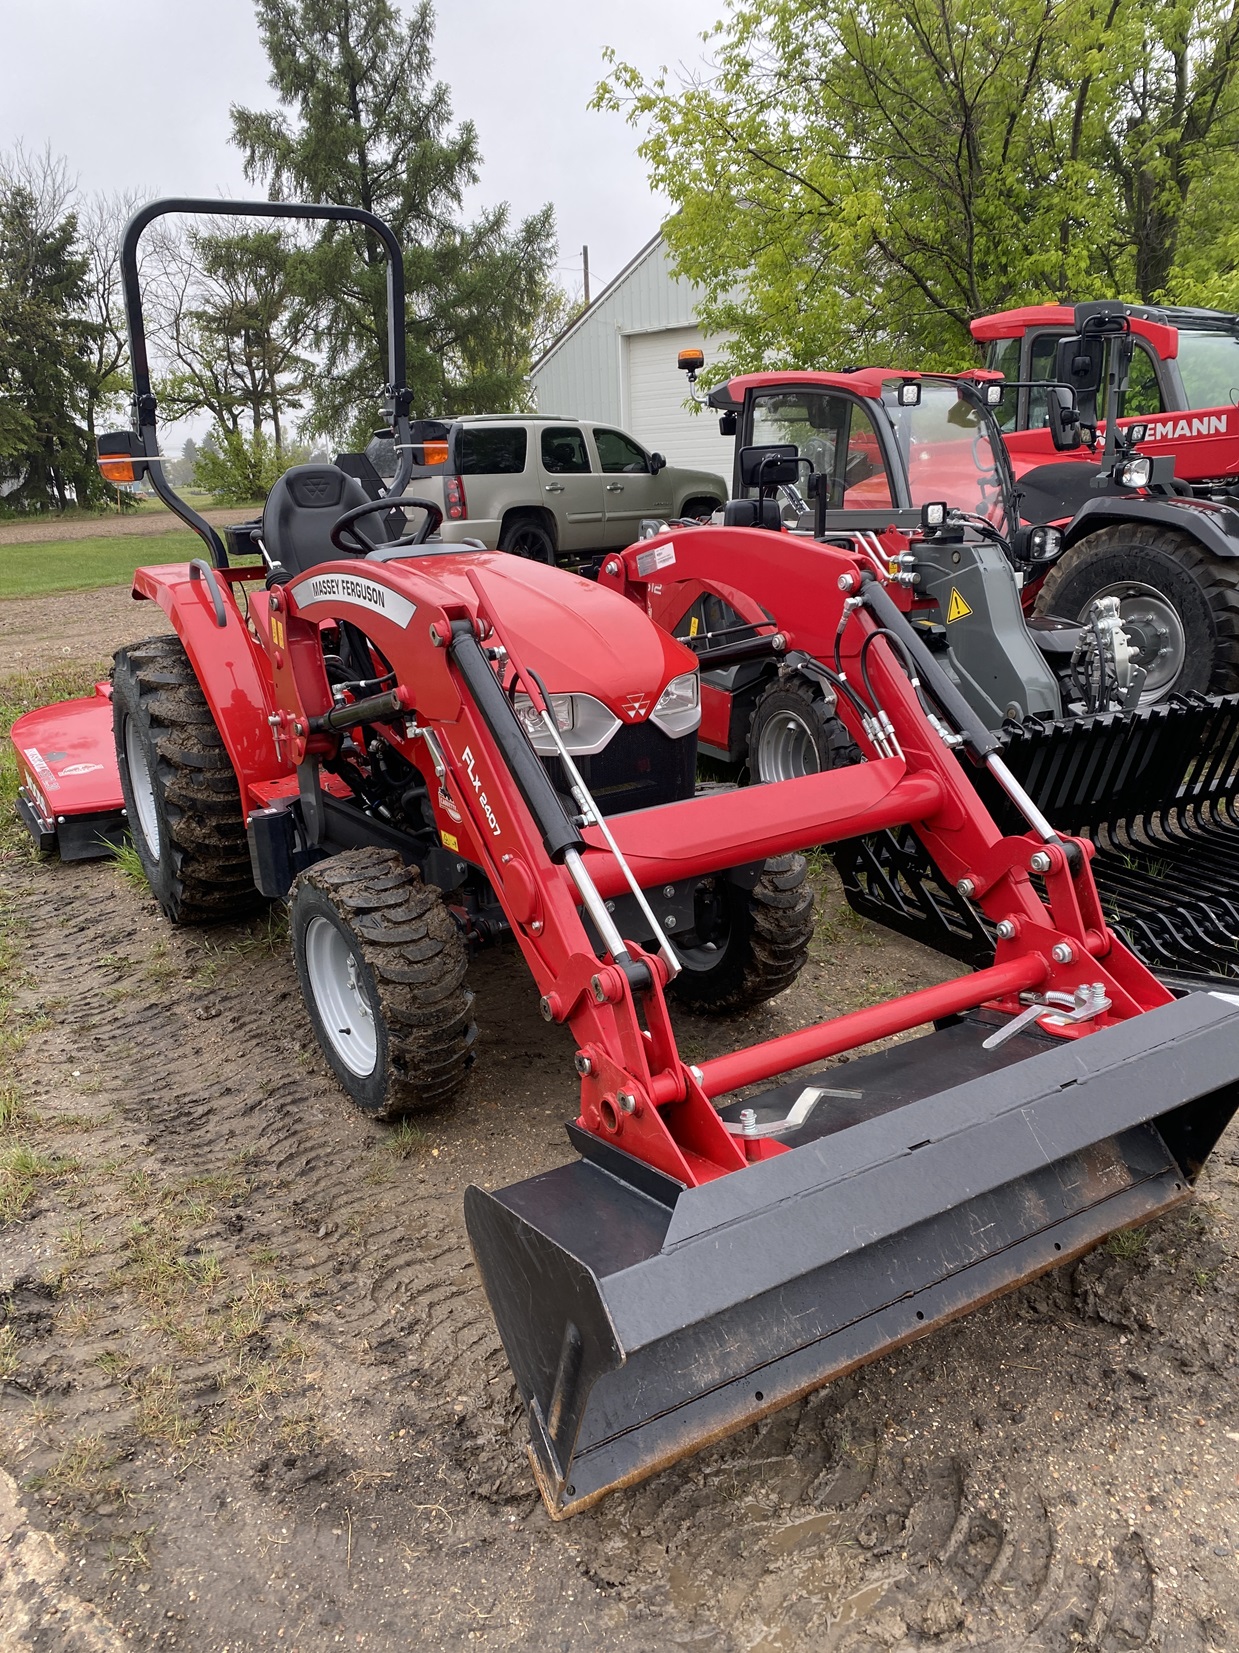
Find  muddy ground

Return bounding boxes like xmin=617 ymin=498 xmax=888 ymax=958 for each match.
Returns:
xmin=2 ymin=590 xmax=1239 ymax=1653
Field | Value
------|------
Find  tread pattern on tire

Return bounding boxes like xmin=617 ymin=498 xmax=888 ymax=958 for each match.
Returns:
xmin=296 ymin=847 xmax=476 ymax=1116
xmin=748 ymin=673 xmax=865 ymax=781
xmin=670 ymin=852 xmax=814 ymax=1014
xmin=113 ymin=633 xmax=260 ymax=923
xmin=1035 ymin=523 xmax=1239 ymax=694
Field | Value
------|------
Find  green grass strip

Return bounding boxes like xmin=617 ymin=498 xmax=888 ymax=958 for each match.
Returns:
xmin=0 ymin=534 xmax=203 ymax=600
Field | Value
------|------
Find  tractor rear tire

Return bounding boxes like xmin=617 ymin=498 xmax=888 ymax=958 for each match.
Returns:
xmin=112 ymin=634 xmax=261 ymax=924
xmin=1034 ymin=525 xmax=1239 ymax=703
xmin=668 ymin=854 xmax=814 ymax=1014
xmin=748 ymin=676 xmax=864 ymax=782
xmin=291 ymin=847 xmax=476 ymax=1118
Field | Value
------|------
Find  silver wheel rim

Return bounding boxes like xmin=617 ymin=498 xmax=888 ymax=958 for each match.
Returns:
xmin=123 ymin=715 xmax=161 ymax=856
xmin=1084 ymin=580 xmax=1186 ymax=703
xmin=756 ymin=708 xmax=821 ymax=782
xmin=304 ymin=915 xmax=378 ymax=1077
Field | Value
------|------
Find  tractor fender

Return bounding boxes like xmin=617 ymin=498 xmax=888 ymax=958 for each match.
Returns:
xmin=131 ymin=564 xmax=288 ymax=798
xmin=1062 ymin=494 xmax=1239 ymax=560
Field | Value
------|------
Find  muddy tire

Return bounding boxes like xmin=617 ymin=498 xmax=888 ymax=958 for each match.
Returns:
xmin=668 ymin=854 xmax=814 ymax=1013
xmin=748 ymin=676 xmax=863 ymax=782
xmin=291 ymin=847 xmax=476 ymax=1118
xmin=112 ymin=634 xmax=261 ymax=924
xmin=1034 ymin=525 xmax=1239 ymax=703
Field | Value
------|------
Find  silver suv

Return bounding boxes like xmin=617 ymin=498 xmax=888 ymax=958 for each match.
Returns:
xmin=395 ymin=416 xmax=727 ymax=561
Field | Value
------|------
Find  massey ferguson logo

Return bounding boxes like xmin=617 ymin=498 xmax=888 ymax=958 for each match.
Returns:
xmin=1144 ymin=413 xmax=1227 ymax=441
xmin=621 ymin=694 xmax=651 ymax=720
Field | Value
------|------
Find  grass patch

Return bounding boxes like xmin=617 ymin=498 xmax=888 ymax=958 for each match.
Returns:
xmin=0 ymin=1142 xmax=79 ymax=1223
xmin=0 ymin=533 xmax=207 ymax=600
xmin=385 ymin=1120 xmax=430 ymax=1160
xmin=0 ymin=1323 xmax=18 ymax=1379
xmin=1107 ymin=1225 xmax=1149 ymax=1260
xmin=111 ymin=840 xmax=148 ymax=891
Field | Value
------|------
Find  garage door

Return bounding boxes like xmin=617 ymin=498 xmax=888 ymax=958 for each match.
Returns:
xmin=625 ymin=327 xmax=735 ymax=490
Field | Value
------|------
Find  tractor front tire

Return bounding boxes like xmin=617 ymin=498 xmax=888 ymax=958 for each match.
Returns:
xmin=291 ymin=848 xmax=476 ymax=1118
xmin=1034 ymin=525 xmax=1239 ymax=703
xmin=669 ymin=854 xmax=814 ymax=1014
xmin=749 ymin=676 xmax=864 ymax=782
xmin=112 ymin=634 xmax=261 ymax=924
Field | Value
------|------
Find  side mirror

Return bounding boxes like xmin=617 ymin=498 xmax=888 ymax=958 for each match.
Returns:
xmin=649 ymin=451 xmax=666 ymax=475
xmin=1053 ymin=333 xmax=1103 ymax=428
xmin=738 ymin=443 xmax=800 ymax=489
xmin=1046 ymin=385 xmax=1083 ymax=452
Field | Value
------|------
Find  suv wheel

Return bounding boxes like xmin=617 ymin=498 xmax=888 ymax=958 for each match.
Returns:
xmin=499 ymin=515 xmax=556 ymax=563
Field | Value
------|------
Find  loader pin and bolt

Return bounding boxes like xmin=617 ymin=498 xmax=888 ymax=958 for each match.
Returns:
xmin=617 ymin=1091 xmax=637 ymax=1115
xmin=739 ymin=1108 xmax=758 ymax=1137
xmin=838 ymin=573 xmax=855 ymax=593
xmin=956 ymin=878 xmax=975 ymax=899
xmin=604 ymin=561 xmax=621 ymax=577
xmin=995 ymin=920 xmax=1017 ymax=941
xmin=1051 ymin=943 xmax=1075 ymax=965
xmin=574 ymin=1054 xmax=593 ymax=1077
xmin=539 ymin=997 xmax=554 ymax=1022
xmin=1030 ymin=851 xmax=1053 ymax=874
xmin=663 ymin=916 xmax=677 ymax=930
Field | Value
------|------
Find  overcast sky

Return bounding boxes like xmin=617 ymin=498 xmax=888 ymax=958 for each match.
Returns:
xmin=0 ymin=0 xmax=724 ymax=297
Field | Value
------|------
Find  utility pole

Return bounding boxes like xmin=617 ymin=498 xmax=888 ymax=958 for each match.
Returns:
xmin=582 ymin=245 xmax=590 ymax=307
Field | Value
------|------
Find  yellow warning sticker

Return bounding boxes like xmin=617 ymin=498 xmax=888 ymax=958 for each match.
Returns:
xmin=440 ymin=831 xmax=459 ymax=852
xmin=689 ymin=615 xmax=700 ymax=637
xmin=946 ymin=588 xmax=973 ymax=623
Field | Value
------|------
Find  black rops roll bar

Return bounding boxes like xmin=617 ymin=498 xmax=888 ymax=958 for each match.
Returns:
xmin=119 ymin=197 xmax=413 ymax=569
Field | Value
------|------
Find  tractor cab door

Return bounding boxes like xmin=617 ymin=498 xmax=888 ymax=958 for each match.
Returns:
xmin=741 ymin=388 xmax=898 ymax=517
xmin=991 ymin=328 xmax=1171 ymax=431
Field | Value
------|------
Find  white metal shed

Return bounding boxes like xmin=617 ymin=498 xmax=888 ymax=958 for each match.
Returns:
xmin=529 ymin=236 xmax=734 ymax=481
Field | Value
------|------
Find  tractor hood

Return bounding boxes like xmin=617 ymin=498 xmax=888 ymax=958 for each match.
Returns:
xmin=287 ymin=550 xmax=699 ymax=722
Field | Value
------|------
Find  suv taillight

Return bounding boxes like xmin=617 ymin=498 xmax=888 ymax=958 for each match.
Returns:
xmin=446 ymin=476 xmax=467 ymax=520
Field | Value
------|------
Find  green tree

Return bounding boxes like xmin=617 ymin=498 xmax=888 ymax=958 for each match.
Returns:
xmin=597 ymin=0 xmax=1239 ymax=374
xmin=193 ymin=423 xmax=310 ymax=503
xmin=0 ymin=174 xmax=103 ymax=512
xmin=151 ymin=221 xmax=313 ymax=450
xmin=231 ymin=0 xmax=557 ymax=440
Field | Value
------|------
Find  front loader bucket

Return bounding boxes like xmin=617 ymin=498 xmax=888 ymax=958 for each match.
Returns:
xmin=466 ymin=991 xmax=1239 ymax=1517
xmin=838 ymin=694 xmax=1239 ymax=989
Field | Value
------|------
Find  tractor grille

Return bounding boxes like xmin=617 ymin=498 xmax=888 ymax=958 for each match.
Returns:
xmin=835 ymin=694 xmax=1239 ymax=989
xmin=542 ymin=722 xmax=697 ymax=818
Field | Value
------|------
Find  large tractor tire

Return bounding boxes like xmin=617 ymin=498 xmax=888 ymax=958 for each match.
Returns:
xmin=112 ymin=634 xmax=261 ymax=924
xmin=1034 ymin=524 xmax=1239 ymax=704
xmin=668 ymin=854 xmax=815 ymax=1014
xmin=291 ymin=847 xmax=476 ymax=1118
xmin=748 ymin=675 xmax=865 ymax=783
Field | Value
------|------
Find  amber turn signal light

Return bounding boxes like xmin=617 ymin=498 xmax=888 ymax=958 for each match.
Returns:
xmin=98 ymin=456 xmax=136 ymax=484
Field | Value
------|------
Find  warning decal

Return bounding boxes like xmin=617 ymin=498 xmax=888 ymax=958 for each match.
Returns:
xmin=946 ymin=588 xmax=973 ymax=623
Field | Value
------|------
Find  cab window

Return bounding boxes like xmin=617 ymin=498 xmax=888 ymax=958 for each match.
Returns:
xmin=749 ymin=390 xmax=893 ymax=509
xmin=540 ymin=427 xmax=591 ymax=473
xmin=594 ymin=428 xmax=650 ymax=473
xmin=1122 ymin=344 xmax=1164 ymax=418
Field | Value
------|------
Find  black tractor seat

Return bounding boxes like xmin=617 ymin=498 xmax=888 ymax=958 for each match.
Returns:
xmin=263 ymin=464 xmax=386 ymax=578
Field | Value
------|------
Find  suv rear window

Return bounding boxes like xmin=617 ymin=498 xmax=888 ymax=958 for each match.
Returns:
xmin=458 ymin=426 xmax=528 ymax=475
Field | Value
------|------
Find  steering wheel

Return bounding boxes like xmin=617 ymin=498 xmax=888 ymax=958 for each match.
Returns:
xmin=330 ymin=496 xmax=445 ymax=556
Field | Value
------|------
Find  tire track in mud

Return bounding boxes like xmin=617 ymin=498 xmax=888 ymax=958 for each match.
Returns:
xmin=6 ymin=858 xmax=537 ymax=1486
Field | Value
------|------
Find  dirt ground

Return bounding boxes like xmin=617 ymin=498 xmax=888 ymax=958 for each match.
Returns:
xmin=2 ymin=589 xmax=1239 ymax=1653
xmin=0 ymin=508 xmax=254 ymax=548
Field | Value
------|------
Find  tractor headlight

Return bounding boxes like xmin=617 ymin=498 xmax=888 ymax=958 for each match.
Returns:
xmin=513 ymin=692 xmax=621 ymax=756
xmin=649 ymin=671 xmax=701 ymax=737
xmin=1117 ymin=455 xmax=1152 ymax=489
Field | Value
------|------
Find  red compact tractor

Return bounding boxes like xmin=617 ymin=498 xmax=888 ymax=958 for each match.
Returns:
xmin=13 ymin=201 xmax=1239 ymax=1519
